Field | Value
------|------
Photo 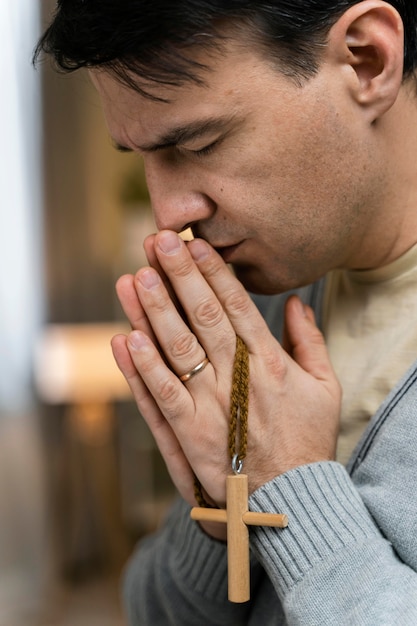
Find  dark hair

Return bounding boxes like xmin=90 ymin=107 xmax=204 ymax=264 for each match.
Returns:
xmin=34 ymin=0 xmax=417 ymax=96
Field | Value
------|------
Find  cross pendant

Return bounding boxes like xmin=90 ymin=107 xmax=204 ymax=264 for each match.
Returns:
xmin=190 ymin=473 xmax=288 ymax=603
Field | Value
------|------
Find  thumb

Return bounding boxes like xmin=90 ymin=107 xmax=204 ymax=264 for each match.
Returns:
xmin=284 ymin=295 xmax=335 ymax=383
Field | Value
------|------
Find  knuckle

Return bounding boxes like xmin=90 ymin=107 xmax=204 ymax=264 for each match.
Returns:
xmin=200 ymin=256 xmax=223 ymax=280
xmin=193 ymin=298 xmax=223 ymax=328
xmin=170 ymin=331 xmax=199 ymax=360
xmin=172 ymin=257 xmax=193 ymax=279
xmin=224 ymin=289 xmax=252 ymax=317
xmin=141 ymin=286 xmax=170 ymax=314
xmin=158 ymin=377 xmax=183 ymax=412
xmin=264 ymin=350 xmax=287 ymax=380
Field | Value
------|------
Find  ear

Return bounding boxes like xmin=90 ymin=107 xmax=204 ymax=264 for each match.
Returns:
xmin=328 ymin=0 xmax=404 ymax=121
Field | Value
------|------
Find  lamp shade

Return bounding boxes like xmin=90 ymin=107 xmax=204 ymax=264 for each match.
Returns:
xmin=34 ymin=323 xmax=132 ymax=404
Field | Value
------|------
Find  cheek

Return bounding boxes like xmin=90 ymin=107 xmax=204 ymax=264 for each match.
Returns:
xmin=260 ymin=114 xmax=362 ymax=230
xmin=212 ymin=99 xmax=370 ymax=256
xmin=241 ymin=127 xmax=369 ymax=270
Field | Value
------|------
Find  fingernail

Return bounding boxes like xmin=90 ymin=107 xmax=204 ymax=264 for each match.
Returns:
xmin=189 ymin=238 xmax=210 ymax=261
xmin=128 ymin=331 xmax=148 ymax=351
xmin=158 ymin=231 xmax=181 ymax=255
xmin=137 ymin=268 xmax=160 ymax=289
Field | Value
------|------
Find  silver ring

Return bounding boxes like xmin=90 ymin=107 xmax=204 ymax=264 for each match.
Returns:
xmin=179 ymin=356 xmax=210 ymax=382
xmin=232 ymin=454 xmax=244 ymax=475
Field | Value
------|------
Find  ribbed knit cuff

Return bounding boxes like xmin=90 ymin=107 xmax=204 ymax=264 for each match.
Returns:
xmin=171 ymin=498 xmax=262 ymax=602
xmin=170 ymin=499 xmax=230 ymax=600
xmin=249 ymin=461 xmax=381 ymax=595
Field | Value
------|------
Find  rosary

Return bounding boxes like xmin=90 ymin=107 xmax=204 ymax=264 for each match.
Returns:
xmin=190 ymin=336 xmax=288 ymax=603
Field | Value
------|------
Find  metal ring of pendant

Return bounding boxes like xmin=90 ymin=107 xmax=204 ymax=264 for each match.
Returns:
xmin=232 ymin=454 xmax=244 ymax=475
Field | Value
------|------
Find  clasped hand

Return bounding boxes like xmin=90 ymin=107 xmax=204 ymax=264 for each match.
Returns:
xmin=112 ymin=230 xmax=341 ymax=512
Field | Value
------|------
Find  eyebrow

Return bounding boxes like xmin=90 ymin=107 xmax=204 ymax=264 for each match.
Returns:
xmin=113 ymin=114 xmax=237 ymax=154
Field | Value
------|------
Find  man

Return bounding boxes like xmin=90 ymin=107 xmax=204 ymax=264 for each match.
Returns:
xmin=36 ymin=1 xmax=417 ymax=623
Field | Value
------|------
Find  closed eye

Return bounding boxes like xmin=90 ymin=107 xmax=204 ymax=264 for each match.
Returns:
xmin=179 ymin=138 xmax=220 ymax=159
xmin=191 ymin=140 xmax=218 ymax=157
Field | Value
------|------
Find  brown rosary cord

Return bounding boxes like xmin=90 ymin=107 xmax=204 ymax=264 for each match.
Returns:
xmin=193 ymin=336 xmax=249 ymax=508
xmin=228 ymin=335 xmax=249 ymax=463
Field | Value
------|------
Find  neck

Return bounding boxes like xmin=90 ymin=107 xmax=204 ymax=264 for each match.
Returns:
xmin=353 ymin=82 xmax=417 ymax=270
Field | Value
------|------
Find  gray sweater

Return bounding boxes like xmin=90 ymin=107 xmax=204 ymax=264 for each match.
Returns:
xmin=123 ymin=283 xmax=417 ymax=624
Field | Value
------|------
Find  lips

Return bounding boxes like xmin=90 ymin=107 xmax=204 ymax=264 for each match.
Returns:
xmin=214 ymin=241 xmax=243 ymax=263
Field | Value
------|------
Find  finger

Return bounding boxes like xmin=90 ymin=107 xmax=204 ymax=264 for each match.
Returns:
xmin=111 ymin=333 xmax=196 ymax=500
xmin=115 ymin=274 xmax=155 ymax=338
xmin=283 ymin=295 xmax=337 ymax=384
xmin=139 ymin=230 xmax=236 ymax=369
xmin=187 ymin=238 xmax=273 ymax=353
xmin=125 ymin=329 xmax=196 ymax=421
xmin=143 ymin=233 xmax=157 ymax=266
xmin=144 ymin=233 xmax=168 ymax=286
xmin=144 ymin=233 xmax=188 ymax=323
xmin=134 ymin=266 xmax=210 ymax=378
xmin=124 ymin=329 xmax=220 ymax=480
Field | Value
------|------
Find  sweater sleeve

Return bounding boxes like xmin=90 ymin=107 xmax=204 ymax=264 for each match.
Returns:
xmin=123 ymin=497 xmax=267 ymax=626
xmin=249 ymin=461 xmax=417 ymax=625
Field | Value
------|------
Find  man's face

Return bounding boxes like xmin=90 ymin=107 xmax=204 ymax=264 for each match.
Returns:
xmin=92 ymin=37 xmax=384 ymax=294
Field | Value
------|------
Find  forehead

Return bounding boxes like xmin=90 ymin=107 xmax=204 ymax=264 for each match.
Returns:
xmin=90 ymin=40 xmax=293 ymax=147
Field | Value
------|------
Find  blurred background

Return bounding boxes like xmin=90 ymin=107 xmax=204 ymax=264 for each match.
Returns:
xmin=1 ymin=2 xmax=176 ymax=624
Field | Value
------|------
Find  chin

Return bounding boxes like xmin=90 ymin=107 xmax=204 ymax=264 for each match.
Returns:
xmin=233 ymin=265 xmax=286 ymax=295
xmin=233 ymin=261 xmax=315 ymax=295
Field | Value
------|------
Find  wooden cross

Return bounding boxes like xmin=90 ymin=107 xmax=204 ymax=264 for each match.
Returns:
xmin=190 ymin=473 xmax=288 ymax=603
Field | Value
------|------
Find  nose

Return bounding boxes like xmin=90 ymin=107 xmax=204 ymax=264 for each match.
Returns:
xmin=144 ymin=155 xmax=215 ymax=233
